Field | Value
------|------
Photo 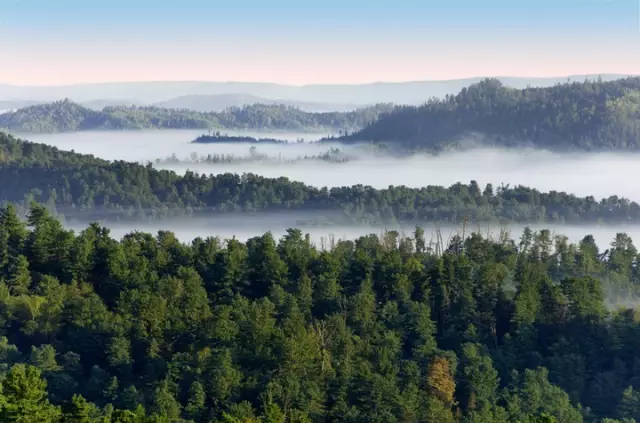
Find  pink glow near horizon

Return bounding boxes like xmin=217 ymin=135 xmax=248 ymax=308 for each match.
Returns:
xmin=1 ymin=35 xmax=638 ymax=85
xmin=3 ymin=57 xmax=638 ymax=86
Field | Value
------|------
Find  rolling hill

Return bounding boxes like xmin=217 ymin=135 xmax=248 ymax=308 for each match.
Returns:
xmin=0 ymin=100 xmax=394 ymax=133
xmin=338 ymin=77 xmax=640 ymax=152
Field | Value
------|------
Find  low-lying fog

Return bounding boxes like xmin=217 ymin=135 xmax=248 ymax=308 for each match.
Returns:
xmin=20 ymin=130 xmax=640 ymax=201
xmin=21 ymin=129 xmax=332 ymax=161
xmin=63 ymin=214 xmax=640 ymax=252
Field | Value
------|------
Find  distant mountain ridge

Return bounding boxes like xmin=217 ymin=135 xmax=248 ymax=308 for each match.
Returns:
xmin=339 ymin=77 xmax=640 ymax=152
xmin=0 ymin=74 xmax=633 ymax=105
xmin=0 ymin=100 xmax=41 ymax=112
xmin=0 ymin=99 xmax=394 ymax=133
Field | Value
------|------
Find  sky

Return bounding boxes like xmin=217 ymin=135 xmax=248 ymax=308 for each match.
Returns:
xmin=0 ymin=0 xmax=639 ymax=85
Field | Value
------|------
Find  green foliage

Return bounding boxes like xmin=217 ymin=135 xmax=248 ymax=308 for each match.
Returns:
xmin=0 ymin=363 xmax=61 ymax=422
xmin=341 ymin=77 xmax=640 ymax=152
xmin=0 ymin=100 xmax=394 ymax=133
xmin=0 ymin=203 xmax=636 ymax=422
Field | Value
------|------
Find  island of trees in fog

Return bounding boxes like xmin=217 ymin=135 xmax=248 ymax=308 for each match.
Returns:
xmin=192 ymin=133 xmax=288 ymax=145
xmin=152 ymin=147 xmax=350 ymax=167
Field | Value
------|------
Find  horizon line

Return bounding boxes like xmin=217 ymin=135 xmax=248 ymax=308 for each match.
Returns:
xmin=1 ymin=73 xmax=638 ymax=88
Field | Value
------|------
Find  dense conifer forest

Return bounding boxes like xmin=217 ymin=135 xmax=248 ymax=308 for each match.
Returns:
xmin=192 ymin=134 xmax=288 ymax=144
xmin=0 ymin=132 xmax=638 ymax=224
xmin=1 ymin=0 xmax=639 ymax=421
xmin=0 ymin=81 xmax=638 ymax=422
xmin=340 ymin=77 xmax=640 ymax=152
xmin=0 ymin=202 xmax=638 ymax=422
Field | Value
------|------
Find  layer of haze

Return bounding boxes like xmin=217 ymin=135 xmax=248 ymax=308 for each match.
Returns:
xmin=2 ymin=76 xmax=632 ymax=105
xmin=22 ymin=130 xmax=329 ymax=161
xmin=63 ymin=214 xmax=640 ymax=253
xmin=22 ymin=130 xmax=641 ymax=202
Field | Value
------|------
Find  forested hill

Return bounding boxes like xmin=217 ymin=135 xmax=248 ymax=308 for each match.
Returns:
xmin=1 ymin=132 xmax=638 ymax=224
xmin=339 ymin=77 xmax=640 ymax=152
xmin=0 ymin=99 xmax=394 ymax=133
xmin=0 ymin=202 xmax=638 ymax=422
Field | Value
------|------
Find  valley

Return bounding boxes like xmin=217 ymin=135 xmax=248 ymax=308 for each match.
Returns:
xmin=0 ymin=53 xmax=638 ymax=423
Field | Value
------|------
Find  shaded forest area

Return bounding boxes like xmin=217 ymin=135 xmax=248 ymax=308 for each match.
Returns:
xmin=0 ymin=133 xmax=638 ymax=224
xmin=192 ymin=134 xmax=288 ymax=145
xmin=340 ymin=77 xmax=640 ymax=152
xmin=0 ymin=101 xmax=394 ymax=134
xmin=0 ymin=202 xmax=638 ymax=422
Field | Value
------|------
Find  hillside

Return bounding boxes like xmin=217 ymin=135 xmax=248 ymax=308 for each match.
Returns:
xmin=0 ymin=132 xmax=638 ymax=224
xmin=340 ymin=77 xmax=641 ymax=152
xmin=0 ymin=199 xmax=638 ymax=422
xmin=213 ymin=103 xmax=394 ymax=132
xmin=0 ymin=99 xmax=113 ymax=133
xmin=81 ymin=98 xmax=139 ymax=110
xmin=0 ymin=100 xmax=394 ymax=134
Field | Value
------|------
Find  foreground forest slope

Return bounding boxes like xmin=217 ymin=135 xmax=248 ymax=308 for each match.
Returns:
xmin=340 ymin=77 xmax=640 ymax=151
xmin=0 ymin=203 xmax=638 ymax=422
xmin=0 ymin=132 xmax=638 ymax=224
xmin=0 ymin=100 xmax=394 ymax=133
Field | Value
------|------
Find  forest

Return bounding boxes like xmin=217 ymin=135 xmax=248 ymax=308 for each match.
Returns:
xmin=0 ymin=202 xmax=638 ymax=422
xmin=339 ymin=77 xmax=640 ymax=152
xmin=192 ymin=134 xmax=288 ymax=145
xmin=4 ymin=78 xmax=641 ymax=155
xmin=0 ymin=132 xmax=638 ymax=224
xmin=0 ymin=101 xmax=394 ymax=134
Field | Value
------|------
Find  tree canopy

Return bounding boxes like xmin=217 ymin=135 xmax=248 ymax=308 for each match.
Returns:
xmin=0 ymin=100 xmax=394 ymax=134
xmin=339 ymin=77 xmax=640 ymax=152
xmin=0 ymin=203 xmax=637 ymax=422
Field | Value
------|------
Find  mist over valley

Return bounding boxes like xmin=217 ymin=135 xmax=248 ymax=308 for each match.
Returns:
xmin=21 ymin=129 xmax=641 ymax=202
xmin=61 ymin=212 xmax=640 ymax=253
xmin=13 ymin=127 xmax=640 ymax=250
xmin=1 ymin=1 xmax=640 ymax=420
xmin=1 ymin=74 xmax=630 ymax=105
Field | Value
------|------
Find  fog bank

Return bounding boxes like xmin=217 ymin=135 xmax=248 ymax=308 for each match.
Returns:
xmin=19 ymin=130 xmax=640 ymax=201
xmin=157 ymin=148 xmax=640 ymax=202
xmin=20 ymin=129 xmax=332 ymax=162
xmin=62 ymin=214 xmax=640 ymax=252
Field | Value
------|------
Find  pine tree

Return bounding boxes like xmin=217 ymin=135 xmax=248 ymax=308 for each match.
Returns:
xmin=61 ymin=394 xmax=96 ymax=423
xmin=6 ymin=254 xmax=31 ymax=295
xmin=184 ymin=381 xmax=206 ymax=421
xmin=0 ymin=363 xmax=61 ymax=422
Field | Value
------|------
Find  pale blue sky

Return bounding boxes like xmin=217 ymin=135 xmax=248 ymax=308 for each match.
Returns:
xmin=0 ymin=0 xmax=638 ymax=85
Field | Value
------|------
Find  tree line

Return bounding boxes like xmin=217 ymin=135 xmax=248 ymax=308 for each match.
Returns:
xmin=0 ymin=132 xmax=638 ymax=224
xmin=0 ymin=100 xmax=394 ymax=134
xmin=152 ymin=148 xmax=350 ymax=167
xmin=339 ymin=77 xmax=640 ymax=152
xmin=0 ymin=202 xmax=637 ymax=422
